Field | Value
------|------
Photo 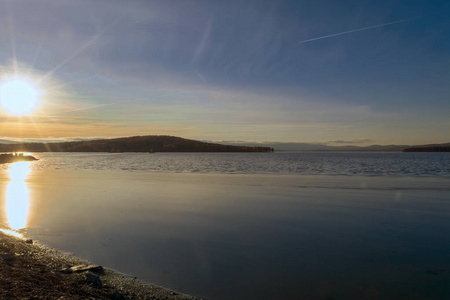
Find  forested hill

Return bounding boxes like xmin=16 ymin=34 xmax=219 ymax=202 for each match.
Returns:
xmin=402 ymin=144 xmax=450 ymax=152
xmin=0 ymin=136 xmax=273 ymax=153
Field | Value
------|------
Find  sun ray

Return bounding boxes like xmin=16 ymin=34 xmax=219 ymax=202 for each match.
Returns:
xmin=38 ymin=18 xmax=121 ymax=84
xmin=30 ymin=41 xmax=44 ymax=71
xmin=5 ymin=0 xmax=18 ymax=74
xmin=25 ymin=116 xmax=54 ymax=152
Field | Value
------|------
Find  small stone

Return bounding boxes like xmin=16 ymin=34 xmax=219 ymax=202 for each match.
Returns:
xmin=86 ymin=272 xmax=102 ymax=288
xmin=25 ymin=239 xmax=33 ymax=244
xmin=0 ymin=253 xmax=14 ymax=261
xmin=12 ymin=260 xmax=22 ymax=267
xmin=112 ymin=292 xmax=131 ymax=300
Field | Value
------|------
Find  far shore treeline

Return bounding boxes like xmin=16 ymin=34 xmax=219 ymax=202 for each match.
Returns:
xmin=0 ymin=135 xmax=274 ymax=153
xmin=402 ymin=145 xmax=450 ymax=152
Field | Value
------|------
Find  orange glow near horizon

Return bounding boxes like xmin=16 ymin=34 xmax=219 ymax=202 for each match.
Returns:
xmin=5 ymin=162 xmax=32 ymax=232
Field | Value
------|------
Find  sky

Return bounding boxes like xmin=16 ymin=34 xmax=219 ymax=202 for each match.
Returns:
xmin=0 ymin=0 xmax=448 ymax=146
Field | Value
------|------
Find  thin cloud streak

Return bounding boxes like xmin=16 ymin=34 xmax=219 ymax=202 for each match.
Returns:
xmin=62 ymin=103 xmax=113 ymax=113
xmin=61 ymin=99 xmax=134 ymax=114
xmin=297 ymin=17 xmax=419 ymax=45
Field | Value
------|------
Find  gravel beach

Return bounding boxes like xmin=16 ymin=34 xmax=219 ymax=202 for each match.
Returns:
xmin=0 ymin=231 xmax=202 ymax=299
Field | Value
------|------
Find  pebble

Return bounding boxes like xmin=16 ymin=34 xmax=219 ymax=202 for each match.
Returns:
xmin=111 ymin=291 xmax=131 ymax=300
xmin=86 ymin=272 xmax=102 ymax=288
xmin=0 ymin=253 xmax=14 ymax=261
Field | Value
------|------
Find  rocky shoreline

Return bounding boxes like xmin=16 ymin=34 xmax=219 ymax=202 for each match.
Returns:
xmin=0 ymin=153 xmax=38 ymax=164
xmin=0 ymin=231 xmax=203 ymax=299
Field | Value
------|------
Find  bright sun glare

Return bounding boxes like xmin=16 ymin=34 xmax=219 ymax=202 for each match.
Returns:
xmin=0 ymin=78 xmax=40 ymax=116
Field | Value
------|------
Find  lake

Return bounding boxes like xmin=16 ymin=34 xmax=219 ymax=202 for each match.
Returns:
xmin=0 ymin=152 xmax=449 ymax=299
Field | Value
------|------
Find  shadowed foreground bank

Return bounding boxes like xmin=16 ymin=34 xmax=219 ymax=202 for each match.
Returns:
xmin=0 ymin=231 xmax=202 ymax=300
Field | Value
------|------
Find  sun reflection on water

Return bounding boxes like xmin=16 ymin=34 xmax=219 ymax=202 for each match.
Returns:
xmin=5 ymin=162 xmax=31 ymax=232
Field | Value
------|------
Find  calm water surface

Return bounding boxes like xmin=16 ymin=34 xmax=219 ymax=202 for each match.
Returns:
xmin=0 ymin=152 xmax=449 ymax=300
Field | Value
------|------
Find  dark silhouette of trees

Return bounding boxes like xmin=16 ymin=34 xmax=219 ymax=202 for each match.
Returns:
xmin=403 ymin=146 xmax=450 ymax=152
xmin=0 ymin=135 xmax=273 ymax=153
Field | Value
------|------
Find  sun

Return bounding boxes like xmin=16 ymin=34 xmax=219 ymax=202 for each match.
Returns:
xmin=0 ymin=78 xmax=41 ymax=116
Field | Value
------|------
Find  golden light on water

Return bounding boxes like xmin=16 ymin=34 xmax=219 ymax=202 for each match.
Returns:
xmin=0 ymin=78 xmax=41 ymax=116
xmin=5 ymin=162 xmax=32 ymax=231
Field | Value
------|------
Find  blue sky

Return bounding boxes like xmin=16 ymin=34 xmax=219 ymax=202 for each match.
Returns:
xmin=0 ymin=0 xmax=448 ymax=145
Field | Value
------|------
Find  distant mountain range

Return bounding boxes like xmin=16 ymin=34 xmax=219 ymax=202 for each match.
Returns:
xmin=0 ymin=135 xmax=273 ymax=153
xmin=0 ymin=136 xmax=448 ymax=152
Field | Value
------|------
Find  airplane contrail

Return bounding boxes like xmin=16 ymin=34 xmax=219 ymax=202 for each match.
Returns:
xmin=297 ymin=17 xmax=418 ymax=45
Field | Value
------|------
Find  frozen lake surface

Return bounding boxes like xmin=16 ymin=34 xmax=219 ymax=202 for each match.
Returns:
xmin=0 ymin=152 xmax=449 ymax=299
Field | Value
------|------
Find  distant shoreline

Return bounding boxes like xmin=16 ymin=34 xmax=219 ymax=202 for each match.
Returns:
xmin=1 ymin=135 xmax=448 ymax=152
xmin=402 ymin=146 xmax=450 ymax=152
xmin=0 ymin=135 xmax=274 ymax=153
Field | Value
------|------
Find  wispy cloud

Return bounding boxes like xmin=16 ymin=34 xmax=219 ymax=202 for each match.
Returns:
xmin=61 ymin=103 xmax=113 ymax=113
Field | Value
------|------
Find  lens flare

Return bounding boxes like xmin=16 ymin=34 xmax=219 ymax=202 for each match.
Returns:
xmin=0 ymin=78 xmax=41 ymax=115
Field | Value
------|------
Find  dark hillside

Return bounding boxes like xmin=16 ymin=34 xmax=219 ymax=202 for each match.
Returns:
xmin=0 ymin=135 xmax=273 ymax=153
